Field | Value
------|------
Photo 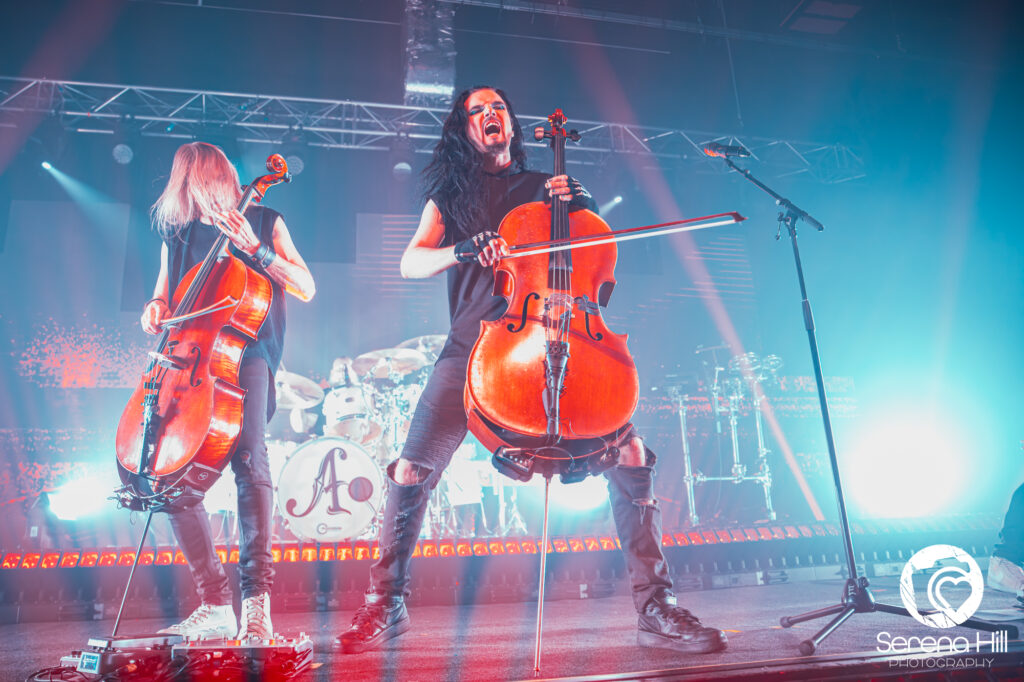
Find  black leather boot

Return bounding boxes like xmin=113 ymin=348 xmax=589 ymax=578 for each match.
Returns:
xmin=638 ymin=590 xmax=727 ymax=653
xmin=335 ymin=464 xmax=430 ymax=653
xmin=335 ymin=591 xmax=411 ymax=654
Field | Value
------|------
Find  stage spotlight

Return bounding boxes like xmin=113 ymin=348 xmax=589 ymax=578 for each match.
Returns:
xmin=389 ymin=132 xmax=415 ymax=179
xmin=41 ymin=161 xmax=52 ymax=170
xmin=843 ymin=409 xmax=969 ymax=519
xmin=598 ymin=194 xmax=624 ymax=216
xmin=112 ymin=143 xmax=134 ymax=165
xmin=49 ymin=476 xmax=112 ymax=522
xmin=549 ymin=475 xmax=609 ymax=512
xmin=111 ymin=115 xmax=138 ymax=165
xmin=280 ymin=126 xmax=307 ymax=176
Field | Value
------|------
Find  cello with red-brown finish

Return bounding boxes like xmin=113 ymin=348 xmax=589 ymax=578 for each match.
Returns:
xmin=464 ymin=111 xmax=638 ymax=483
xmin=115 ymin=154 xmax=290 ymax=510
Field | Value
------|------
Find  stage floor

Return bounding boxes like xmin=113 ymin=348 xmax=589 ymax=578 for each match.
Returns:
xmin=2 ymin=576 xmax=1022 ymax=681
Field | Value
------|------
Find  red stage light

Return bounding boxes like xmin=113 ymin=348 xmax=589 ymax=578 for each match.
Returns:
xmin=117 ymin=552 xmax=136 ymax=566
xmin=2 ymin=553 xmax=22 ymax=569
xmin=455 ymin=542 xmax=472 ymax=557
xmin=173 ymin=551 xmax=187 ymax=565
xmin=41 ymin=552 xmax=61 ymax=569
xmin=60 ymin=552 xmax=81 ymax=568
xmin=319 ymin=547 xmax=335 ymax=562
xmin=338 ymin=546 xmax=354 ymax=561
xmin=673 ymin=533 xmax=689 ymax=546
xmin=80 ymin=552 xmax=100 ymax=567
xmin=488 ymin=541 xmax=505 ymax=555
xmin=552 ymin=539 xmax=569 ymax=553
xmin=98 ymin=551 xmax=118 ymax=566
xmin=21 ymin=553 xmax=41 ymax=569
xmin=472 ymin=542 xmax=488 ymax=556
xmin=155 ymin=551 xmax=173 ymax=565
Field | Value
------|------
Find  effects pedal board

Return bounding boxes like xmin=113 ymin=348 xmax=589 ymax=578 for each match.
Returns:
xmin=172 ymin=634 xmax=314 ymax=678
xmin=60 ymin=634 xmax=182 ymax=678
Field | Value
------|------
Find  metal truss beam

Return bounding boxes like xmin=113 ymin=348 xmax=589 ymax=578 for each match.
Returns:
xmin=0 ymin=77 xmax=864 ymax=183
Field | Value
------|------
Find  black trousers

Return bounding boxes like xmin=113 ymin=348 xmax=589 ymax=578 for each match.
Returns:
xmin=165 ymin=357 xmax=276 ymax=604
xmin=994 ymin=482 xmax=1024 ymax=565
xmin=368 ymin=357 xmax=674 ymax=611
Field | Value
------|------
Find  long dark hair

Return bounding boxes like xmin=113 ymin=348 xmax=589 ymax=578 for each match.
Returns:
xmin=422 ymin=86 xmax=528 ymax=240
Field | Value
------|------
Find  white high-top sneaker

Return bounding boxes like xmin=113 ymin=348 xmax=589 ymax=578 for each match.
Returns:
xmin=237 ymin=592 xmax=273 ymax=640
xmin=987 ymin=555 xmax=1024 ymax=595
xmin=157 ymin=604 xmax=236 ymax=639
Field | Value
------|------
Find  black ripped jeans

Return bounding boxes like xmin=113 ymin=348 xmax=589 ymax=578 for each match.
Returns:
xmin=165 ymin=357 xmax=276 ymax=604
xmin=368 ymin=357 xmax=674 ymax=610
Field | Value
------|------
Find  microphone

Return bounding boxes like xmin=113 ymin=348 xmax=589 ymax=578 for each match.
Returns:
xmin=703 ymin=142 xmax=750 ymax=158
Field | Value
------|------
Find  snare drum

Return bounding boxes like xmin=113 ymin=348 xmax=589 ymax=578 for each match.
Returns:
xmin=322 ymin=385 xmax=383 ymax=445
xmin=275 ymin=437 xmax=385 ymax=543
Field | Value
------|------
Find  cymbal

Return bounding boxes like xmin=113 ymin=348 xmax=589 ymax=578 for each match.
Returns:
xmin=352 ymin=347 xmax=429 ymax=380
xmin=396 ymin=334 xmax=447 ymax=361
xmin=274 ymin=370 xmax=325 ymax=410
xmin=728 ymin=352 xmax=761 ymax=373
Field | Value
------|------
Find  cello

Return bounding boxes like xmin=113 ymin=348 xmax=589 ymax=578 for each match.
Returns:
xmin=114 ymin=154 xmax=291 ymax=510
xmin=464 ymin=110 xmax=638 ymax=484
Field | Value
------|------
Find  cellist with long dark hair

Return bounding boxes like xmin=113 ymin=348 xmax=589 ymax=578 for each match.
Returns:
xmin=336 ymin=86 xmax=726 ymax=655
xmin=142 ymin=141 xmax=315 ymax=640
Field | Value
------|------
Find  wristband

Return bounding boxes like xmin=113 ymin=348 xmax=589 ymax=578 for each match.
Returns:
xmin=454 ymin=231 xmax=501 ymax=264
xmin=251 ymin=242 xmax=277 ymax=269
xmin=146 ymin=297 xmax=168 ymax=309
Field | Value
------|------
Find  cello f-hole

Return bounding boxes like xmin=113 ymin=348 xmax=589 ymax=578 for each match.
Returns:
xmin=507 ymin=292 xmax=541 ymax=333
xmin=188 ymin=346 xmax=203 ymax=387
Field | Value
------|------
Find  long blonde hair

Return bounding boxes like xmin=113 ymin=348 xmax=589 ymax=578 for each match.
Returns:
xmin=151 ymin=142 xmax=242 ymax=239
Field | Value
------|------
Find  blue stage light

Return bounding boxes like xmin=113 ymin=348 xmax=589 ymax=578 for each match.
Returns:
xmin=843 ymin=410 xmax=969 ymax=519
xmin=48 ymin=476 xmax=111 ymax=521
xmin=549 ymin=475 xmax=609 ymax=512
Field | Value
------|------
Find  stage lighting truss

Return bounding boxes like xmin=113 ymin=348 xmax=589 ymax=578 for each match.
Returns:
xmin=0 ymin=77 xmax=865 ymax=184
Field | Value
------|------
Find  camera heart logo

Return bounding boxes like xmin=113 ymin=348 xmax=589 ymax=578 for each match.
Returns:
xmin=899 ymin=544 xmax=985 ymax=628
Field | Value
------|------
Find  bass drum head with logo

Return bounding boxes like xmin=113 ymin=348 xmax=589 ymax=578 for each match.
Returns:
xmin=275 ymin=437 xmax=384 ymax=543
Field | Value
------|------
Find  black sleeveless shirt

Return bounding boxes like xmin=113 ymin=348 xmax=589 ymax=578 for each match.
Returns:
xmin=163 ymin=205 xmax=286 ymax=372
xmin=432 ymin=168 xmax=550 ymax=362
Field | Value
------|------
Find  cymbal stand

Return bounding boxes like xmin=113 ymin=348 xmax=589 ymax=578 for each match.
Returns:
xmin=751 ymin=388 xmax=776 ymax=521
xmin=668 ymin=386 xmax=700 ymax=526
xmin=713 ymin=153 xmax=1014 ymax=653
xmin=503 ymin=486 xmax=529 ymax=536
xmin=687 ymin=378 xmax=774 ymax=521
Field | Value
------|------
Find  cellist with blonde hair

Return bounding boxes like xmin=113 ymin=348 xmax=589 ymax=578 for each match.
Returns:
xmin=143 ymin=141 xmax=315 ymax=640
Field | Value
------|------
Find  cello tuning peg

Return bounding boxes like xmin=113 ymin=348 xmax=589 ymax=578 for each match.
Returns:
xmin=568 ymin=129 xmax=581 ymax=142
xmin=534 ymin=127 xmax=546 ymax=141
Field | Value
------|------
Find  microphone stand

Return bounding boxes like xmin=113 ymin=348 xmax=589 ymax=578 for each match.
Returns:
xmin=710 ymin=153 xmax=1017 ymax=654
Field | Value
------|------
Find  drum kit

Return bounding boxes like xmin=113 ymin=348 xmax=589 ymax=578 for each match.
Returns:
xmin=671 ymin=349 xmax=784 ymax=526
xmin=205 ymin=334 xmax=530 ymax=545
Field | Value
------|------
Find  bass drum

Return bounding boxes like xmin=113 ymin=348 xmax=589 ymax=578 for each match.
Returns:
xmin=275 ymin=437 xmax=384 ymax=543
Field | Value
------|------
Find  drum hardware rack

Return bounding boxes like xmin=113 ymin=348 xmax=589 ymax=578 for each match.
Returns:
xmin=671 ymin=352 xmax=782 ymax=526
